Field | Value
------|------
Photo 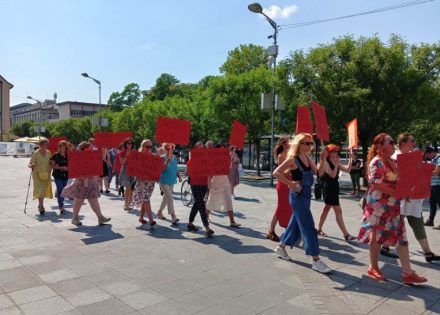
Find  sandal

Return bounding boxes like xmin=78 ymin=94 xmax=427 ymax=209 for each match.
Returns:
xmin=149 ymin=220 xmax=156 ymax=227
xmin=187 ymin=223 xmax=199 ymax=231
xmin=344 ymin=233 xmax=357 ymax=241
xmin=316 ymin=229 xmax=328 ymax=237
xmin=59 ymin=208 xmax=65 ymax=214
xmin=267 ymin=231 xmax=280 ymax=242
xmin=139 ymin=218 xmax=147 ymax=224
xmin=157 ymin=213 xmax=166 ymax=220
xmin=402 ymin=271 xmax=427 ymax=285
xmin=424 ymin=252 xmax=440 ymax=263
xmin=38 ymin=205 xmax=45 ymax=215
xmin=171 ymin=218 xmax=180 ymax=226
xmin=206 ymin=229 xmax=214 ymax=237
xmin=367 ymin=266 xmax=387 ymax=281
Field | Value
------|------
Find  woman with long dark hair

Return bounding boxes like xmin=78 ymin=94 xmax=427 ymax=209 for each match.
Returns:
xmin=358 ymin=133 xmax=427 ymax=284
xmin=50 ymin=140 xmax=69 ymax=214
xmin=118 ymin=138 xmax=136 ymax=210
xmin=267 ymin=136 xmax=292 ymax=242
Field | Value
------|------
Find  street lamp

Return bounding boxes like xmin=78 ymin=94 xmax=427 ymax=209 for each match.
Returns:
xmin=27 ymin=96 xmax=43 ymax=137
xmin=248 ymin=2 xmax=279 ymax=186
xmin=81 ymin=72 xmax=101 ymax=104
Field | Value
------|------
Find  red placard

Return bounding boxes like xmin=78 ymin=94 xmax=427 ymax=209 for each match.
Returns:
xmin=68 ymin=150 xmax=102 ymax=178
xmin=311 ymin=99 xmax=330 ymax=141
xmin=187 ymin=148 xmax=230 ymax=177
xmin=125 ymin=151 xmax=165 ymax=181
xmin=347 ymin=119 xmax=358 ymax=149
xmin=296 ymin=106 xmax=313 ymax=135
xmin=396 ymin=151 xmax=421 ymax=199
xmin=48 ymin=137 xmax=67 ymax=154
xmin=94 ymin=132 xmax=133 ymax=149
xmin=229 ymin=120 xmax=247 ymax=149
xmin=155 ymin=117 xmax=191 ymax=145
xmin=412 ymin=163 xmax=435 ymax=199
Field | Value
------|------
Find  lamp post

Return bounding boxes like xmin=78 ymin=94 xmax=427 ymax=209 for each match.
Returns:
xmin=81 ymin=72 xmax=101 ymax=105
xmin=27 ymin=96 xmax=43 ymax=138
xmin=248 ymin=2 xmax=279 ymax=186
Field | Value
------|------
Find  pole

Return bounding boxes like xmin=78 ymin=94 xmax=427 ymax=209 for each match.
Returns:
xmin=269 ymin=23 xmax=278 ymax=187
xmin=98 ymin=82 xmax=102 ymax=105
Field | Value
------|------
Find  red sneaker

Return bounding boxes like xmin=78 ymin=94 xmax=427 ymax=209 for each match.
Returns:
xmin=138 ymin=218 xmax=147 ymax=224
xmin=402 ymin=272 xmax=427 ymax=285
xmin=367 ymin=266 xmax=387 ymax=281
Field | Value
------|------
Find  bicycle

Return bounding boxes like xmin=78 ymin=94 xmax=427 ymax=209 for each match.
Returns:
xmin=180 ymin=179 xmax=193 ymax=206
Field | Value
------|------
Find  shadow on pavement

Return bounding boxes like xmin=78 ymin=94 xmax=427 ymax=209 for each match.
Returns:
xmin=68 ymin=224 xmax=124 ymax=245
xmin=234 ymin=196 xmax=261 ymax=203
xmin=193 ymin=234 xmax=273 ymax=255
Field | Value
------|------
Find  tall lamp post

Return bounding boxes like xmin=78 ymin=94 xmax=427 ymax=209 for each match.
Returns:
xmin=27 ymin=96 xmax=43 ymax=138
xmin=81 ymin=73 xmax=101 ymax=105
xmin=248 ymin=2 xmax=279 ymax=186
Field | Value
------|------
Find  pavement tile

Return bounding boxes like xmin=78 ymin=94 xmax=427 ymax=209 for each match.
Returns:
xmin=198 ymin=301 xmax=257 ymax=315
xmin=101 ymin=279 xmax=145 ymax=297
xmin=0 ymin=267 xmax=44 ymax=292
xmin=0 ymin=259 xmax=23 ymax=271
xmin=77 ymin=297 xmax=135 ymax=315
xmin=48 ymin=277 xmax=96 ymax=296
xmin=0 ymin=306 xmax=23 ymax=315
xmin=7 ymin=285 xmax=57 ymax=305
xmin=38 ymin=268 xmax=80 ymax=284
xmin=63 ymin=287 xmax=112 ymax=307
xmin=0 ymin=294 xmax=14 ymax=310
xmin=18 ymin=295 xmax=75 ymax=315
xmin=119 ymin=289 xmax=168 ymax=310
xmin=138 ymin=300 xmax=191 ymax=315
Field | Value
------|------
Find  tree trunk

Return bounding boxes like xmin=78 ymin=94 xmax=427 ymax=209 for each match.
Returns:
xmin=255 ymin=139 xmax=261 ymax=177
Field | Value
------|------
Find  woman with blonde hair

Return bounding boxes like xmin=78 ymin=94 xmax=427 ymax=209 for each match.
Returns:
xmin=358 ymin=133 xmax=427 ymax=284
xmin=267 ymin=136 xmax=292 ymax=241
xmin=50 ymin=140 xmax=69 ymax=214
xmin=131 ymin=139 xmax=157 ymax=226
xmin=28 ymin=138 xmax=53 ymax=215
xmin=61 ymin=141 xmax=111 ymax=226
xmin=273 ymin=133 xmax=332 ymax=274
xmin=316 ymin=144 xmax=356 ymax=240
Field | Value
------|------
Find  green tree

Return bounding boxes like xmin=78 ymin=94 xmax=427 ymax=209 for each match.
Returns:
xmin=146 ymin=73 xmax=180 ymax=101
xmin=11 ymin=121 xmax=34 ymax=137
xmin=220 ymin=44 xmax=269 ymax=75
xmin=108 ymin=83 xmax=141 ymax=112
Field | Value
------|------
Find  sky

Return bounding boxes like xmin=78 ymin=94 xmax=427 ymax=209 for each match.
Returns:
xmin=1 ymin=0 xmax=439 ymax=106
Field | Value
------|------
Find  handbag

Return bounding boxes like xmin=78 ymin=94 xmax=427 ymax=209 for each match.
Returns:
xmin=358 ymin=194 xmax=367 ymax=210
xmin=37 ymin=172 xmax=49 ymax=181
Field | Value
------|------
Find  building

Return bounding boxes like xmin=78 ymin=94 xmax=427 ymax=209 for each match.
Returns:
xmin=10 ymin=101 xmax=107 ymax=126
xmin=0 ymin=75 xmax=13 ymax=141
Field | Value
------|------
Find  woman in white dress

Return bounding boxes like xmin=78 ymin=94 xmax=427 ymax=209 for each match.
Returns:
xmin=205 ymin=144 xmax=241 ymax=227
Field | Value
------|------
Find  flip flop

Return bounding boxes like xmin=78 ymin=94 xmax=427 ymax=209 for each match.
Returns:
xmin=316 ymin=229 xmax=328 ymax=237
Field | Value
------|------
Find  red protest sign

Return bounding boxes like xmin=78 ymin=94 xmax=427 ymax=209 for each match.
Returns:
xmin=296 ymin=106 xmax=313 ymax=135
xmin=229 ymin=120 xmax=247 ymax=149
xmin=68 ymin=150 xmax=102 ymax=178
xmin=412 ymin=163 xmax=435 ymax=199
xmin=311 ymin=99 xmax=330 ymax=141
xmin=48 ymin=137 xmax=67 ymax=154
xmin=347 ymin=119 xmax=358 ymax=149
xmin=125 ymin=151 xmax=165 ymax=181
xmin=396 ymin=151 xmax=423 ymax=199
xmin=187 ymin=148 xmax=230 ymax=177
xmin=94 ymin=132 xmax=133 ymax=149
xmin=155 ymin=117 xmax=191 ymax=145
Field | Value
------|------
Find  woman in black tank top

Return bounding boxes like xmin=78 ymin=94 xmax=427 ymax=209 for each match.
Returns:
xmin=316 ymin=144 xmax=356 ymax=241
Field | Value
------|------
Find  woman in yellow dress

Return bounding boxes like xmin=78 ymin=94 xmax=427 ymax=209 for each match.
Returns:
xmin=28 ymin=138 xmax=53 ymax=214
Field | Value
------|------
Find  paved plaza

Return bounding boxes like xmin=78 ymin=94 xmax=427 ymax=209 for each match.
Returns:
xmin=0 ymin=156 xmax=439 ymax=314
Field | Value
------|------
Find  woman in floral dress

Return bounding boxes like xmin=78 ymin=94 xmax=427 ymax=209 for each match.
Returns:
xmin=131 ymin=139 xmax=156 ymax=226
xmin=358 ymin=133 xmax=427 ymax=284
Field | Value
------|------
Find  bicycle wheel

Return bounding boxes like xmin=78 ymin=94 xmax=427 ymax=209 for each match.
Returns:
xmin=181 ymin=180 xmax=193 ymax=206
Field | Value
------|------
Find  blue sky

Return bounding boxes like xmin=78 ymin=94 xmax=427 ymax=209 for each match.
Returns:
xmin=1 ymin=0 xmax=439 ymax=106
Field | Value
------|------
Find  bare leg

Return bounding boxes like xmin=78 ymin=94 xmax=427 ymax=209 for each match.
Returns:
xmin=317 ymin=205 xmax=331 ymax=231
xmin=104 ymin=176 xmax=109 ymax=190
xmin=72 ymin=198 xmax=84 ymax=220
xmin=139 ymin=203 xmax=146 ymax=220
xmin=418 ymin=239 xmax=431 ymax=254
xmin=228 ymin=210 xmax=235 ymax=224
xmin=38 ymin=197 xmax=44 ymax=208
xmin=144 ymin=202 xmax=154 ymax=222
xmin=124 ymin=186 xmax=132 ymax=208
xmin=88 ymin=198 xmax=105 ymax=219
xmin=396 ymin=244 xmax=413 ymax=274
xmin=269 ymin=212 xmax=278 ymax=233
xmin=369 ymin=229 xmax=381 ymax=270
xmin=333 ymin=206 xmax=349 ymax=236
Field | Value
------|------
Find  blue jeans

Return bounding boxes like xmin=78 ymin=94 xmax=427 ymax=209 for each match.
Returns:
xmin=280 ymin=186 xmax=320 ymax=256
xmin=54 ymin=178 xmax=68 ymax=208
xmin=108 ymin=166 xmax=114 ymax=184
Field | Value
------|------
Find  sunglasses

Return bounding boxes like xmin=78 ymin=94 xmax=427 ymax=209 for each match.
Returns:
xmin=126 ymin=142 xmax=133 ymax=145
xmin=300 ymin=141 xmax=314 ymax=146
xmin=143 ymin=145 xmax=152 ymax=148
xmin=383 ymin=140 xmax=395 ymax=145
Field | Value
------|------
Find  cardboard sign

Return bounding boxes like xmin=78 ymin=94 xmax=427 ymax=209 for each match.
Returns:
xmin=311 ymin=99 xmax=330 ymax=141
xmin=347 ymin=119 xmax=358 ymax=149
xmin=94 ymin=132 xmax=133 ymax=149
xmin=48 ymin=137 xmax=67 ymax=154
xmin=396 ymin=151 xmax=421 ymax=199
xmin=229 ymin=120 xmax=247 ymax=149
xmin=296 ymin=106 xmax=313 ymax=135
xmin=68 ymin=150 xmax=102 ymax=178
xmin=125 ymin=151 xmax=165 ymax=181
xmin=155 ymin=117 xmax=191 ymax=145
xmin=412 ymin=163 xmax=435 ymax=199
xmin=187 ymin=148 xmax=230 ymax=177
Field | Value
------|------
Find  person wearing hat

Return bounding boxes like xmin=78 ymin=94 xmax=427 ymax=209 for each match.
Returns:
xmin=424 ymin=146 xmax=440 ymax=228
xmin=316 ymin=144 xmax=356 ymax=241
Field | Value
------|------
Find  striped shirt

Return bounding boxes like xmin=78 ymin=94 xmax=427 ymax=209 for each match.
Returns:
xmin=432 ymin=154 xmax=440 ymax=186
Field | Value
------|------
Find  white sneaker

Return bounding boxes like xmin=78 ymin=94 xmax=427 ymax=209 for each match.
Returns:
xmin=274 ymin=245 xmax=291 ymax=261
xmin=312 ymin=259 xmax=332 ymax=274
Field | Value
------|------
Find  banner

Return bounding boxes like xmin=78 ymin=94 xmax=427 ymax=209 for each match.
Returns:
xmin=48 ymin=137 xmax=67 ymax=154
xmin=155 ymin=117 xmax=191 ymax=145
xmin=347 ymin=119 xmax=358 ymax=149
xmin=94 ymin=132 xmax=133 ymax=149
xmin=187 ymin=148 xmax=230 ymax=177
xmin=68 ymin=150 xmax=102 ymax=178
xmin=411 ymin=163 xmax=435 ymax=199
xmin=311 ymin=99 xmax=330 ymax=141
xmin=125 ymin=151 xmax=165 ymax=181
xmin=296 ymin=106 xmax=313 ymax=135
xmin=228 ymin=120 xmax=247 ymax=149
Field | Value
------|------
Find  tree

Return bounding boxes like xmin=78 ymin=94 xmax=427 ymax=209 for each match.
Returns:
xmin=220 ymin=44 xmax=269 ymax=75
xmin=11 ymin=121 xmax=33 ymax=137
xmin=108 ymin=83 xmax=141 ymax=112
xmin=146 ymin=73 xmax=180 ymax=101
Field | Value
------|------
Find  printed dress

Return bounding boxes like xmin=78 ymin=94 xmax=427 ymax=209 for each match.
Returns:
xmin=61 ymin=176 xmax=101 ymax=199
xmin=131 ymin=180 xmax=156 ymax=206
xmin=358 ymin=156 xmax=407 ymax=246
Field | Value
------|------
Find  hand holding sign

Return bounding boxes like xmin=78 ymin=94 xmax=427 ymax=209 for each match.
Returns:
xmin=155 ymin=117 xmax=191 ymax=145
xmin=68 ymin=150 xmax=102 ymax=178
xmin=229 ymin=120 xmax=247 ymax=149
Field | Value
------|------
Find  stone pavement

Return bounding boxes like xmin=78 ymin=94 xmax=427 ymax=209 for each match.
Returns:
xmin=0 ymin=156 xmax=439 ymax=315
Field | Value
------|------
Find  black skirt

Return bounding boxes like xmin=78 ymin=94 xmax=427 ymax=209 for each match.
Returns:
xmin=323 ymin=180 xmax=340 ymax=206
